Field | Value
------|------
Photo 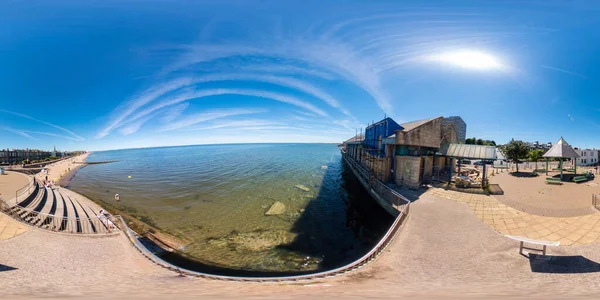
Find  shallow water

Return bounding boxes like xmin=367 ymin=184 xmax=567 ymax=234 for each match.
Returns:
xmin=68 ymin=143 xmax=393 ymax=273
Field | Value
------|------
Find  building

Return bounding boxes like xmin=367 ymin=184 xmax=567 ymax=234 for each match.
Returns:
xmin=0 ymin=148 xmax=53 ymax=165
xmin=574 ymin=148 xmax=599 ymax=166
xmin=442 ymin=116 xmax=467 ymax=144
xmin=342 ymin=116 xmax=464 ymax=188
xmin=526 ymin=141 xmax=552 ymax=151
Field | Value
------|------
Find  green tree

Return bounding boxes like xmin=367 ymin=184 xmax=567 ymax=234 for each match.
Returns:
xmin=476 ymin=139 xmax=485 ymax=145
xmin=504 ymin=139 xmax=529 ymax=173
xmin=465 ymin=137 xmax=475 ymax=145
xmin=528 ymin=149 xmax=544 ymax=170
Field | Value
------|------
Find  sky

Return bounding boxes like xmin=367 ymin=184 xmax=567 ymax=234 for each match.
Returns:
xmin=1 ymin=0 xmax=600 ymax=151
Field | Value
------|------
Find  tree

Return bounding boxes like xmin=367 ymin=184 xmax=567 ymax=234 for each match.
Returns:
xmin=465 ymin=137 xmax=475 ymax=145
xmin=528 ymin=149 xmax=545 ymax=170
xmin=476 ymin=139 xmax=485 ymax=145
xmin=504 ymin=139 xmax=529 ymax=173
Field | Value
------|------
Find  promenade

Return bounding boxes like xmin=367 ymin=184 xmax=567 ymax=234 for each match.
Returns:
xmin=4 ymin=189 xmax=600 ymax=298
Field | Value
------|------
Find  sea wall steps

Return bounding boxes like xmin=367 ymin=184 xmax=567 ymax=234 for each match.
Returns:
xmin=1 ymin=177 xmax=118 ymax=235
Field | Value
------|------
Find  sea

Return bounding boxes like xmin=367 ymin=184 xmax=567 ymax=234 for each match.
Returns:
xmin=67 ymin=143 xmax=393 ymax=275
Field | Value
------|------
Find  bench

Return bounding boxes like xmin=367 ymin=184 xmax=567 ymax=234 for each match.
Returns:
xmin=545 ymin=177 xmax=562 ymax=184
xmin=573 ymin=176 xmax=588 ymax=183
xmin=505 ymin=235 xmax=560 ymax=256
xmin=566 ymin=169 xmax=576 ymax=173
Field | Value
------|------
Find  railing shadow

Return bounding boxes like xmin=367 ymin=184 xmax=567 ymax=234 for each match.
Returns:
xmin=0 ymin=264 xmax=17 ymax=272
xmin=275 ymin=153 xmax=397 ymax=272
xmin=529 ymin=254 xmax=600 ymax=273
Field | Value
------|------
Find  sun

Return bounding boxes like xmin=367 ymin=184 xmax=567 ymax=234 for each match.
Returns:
xmin=429 ymin=50 xmax=505 ymax=70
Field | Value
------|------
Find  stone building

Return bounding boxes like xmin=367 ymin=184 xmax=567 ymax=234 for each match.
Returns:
xmin=342 ymin=116 xmax=464 ymax=189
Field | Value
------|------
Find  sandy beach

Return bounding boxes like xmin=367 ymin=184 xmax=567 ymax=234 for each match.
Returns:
xmin=491 ymin=168 xmax=600 ymax=217
xmin=34 ymin=153 xmax=89 ymax=186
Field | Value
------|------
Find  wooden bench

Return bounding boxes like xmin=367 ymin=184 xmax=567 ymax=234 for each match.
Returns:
xmin=545 ymin=177 xmax=562 ymax=184
xmin=573 ymin=176 xmax=588 ymax=183
xmin=505 ymin=235 xmax=560 ymax=256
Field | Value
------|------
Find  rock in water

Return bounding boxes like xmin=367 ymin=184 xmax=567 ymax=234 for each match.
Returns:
xmin=321 ymin=165 xmax=328 ymax=170
xmin=295 ymin=184 xmax=310 ymax=192
xmin=265 ymin=201 xmax=286 ymax=215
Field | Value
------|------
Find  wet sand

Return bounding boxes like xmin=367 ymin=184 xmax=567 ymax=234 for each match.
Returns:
xmin=491 ymin=169 xmax=600 ymax=217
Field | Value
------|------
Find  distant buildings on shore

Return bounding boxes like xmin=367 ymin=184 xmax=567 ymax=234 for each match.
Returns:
xmin=526 ymin=141 xmax=553 ymax=150
xmin=573 ymin=148 xmax=599 ymax=166
xmin=0 ymin=146 xmax=83 ymax=165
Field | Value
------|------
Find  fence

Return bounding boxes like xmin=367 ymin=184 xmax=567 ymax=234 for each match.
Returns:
xmin=15 ymin=176 xmax=36 ymax=204
xmin=113 ymin=195 xmax=410 ymax=281
xmin=593 ymin=194 xmax=600 ymax=211
xmin=0 ymin=202 xmax=118 ymax=234
xmin=343 ymin=152 xmax=411 ymax=210
xmin=109 ymin=153 xmax=411 ymax=281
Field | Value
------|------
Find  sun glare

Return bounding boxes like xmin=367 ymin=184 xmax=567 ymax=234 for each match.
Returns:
xmin=429 ymin=50 xmax=505 ymax=70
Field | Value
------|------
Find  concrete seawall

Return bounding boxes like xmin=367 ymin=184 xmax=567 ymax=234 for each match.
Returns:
xmin=341 ymin=153 xmax=401 ymax=217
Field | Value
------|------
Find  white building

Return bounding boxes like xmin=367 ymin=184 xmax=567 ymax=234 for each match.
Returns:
xmin=575 ymin=149 xmax=599 ymax=166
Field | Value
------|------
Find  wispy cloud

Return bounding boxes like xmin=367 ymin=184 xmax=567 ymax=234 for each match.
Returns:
xmin=295 ymin=111 xmax=318 ymax=118
xmin=21 ymin=130 xmax=83 ymax=141
xmin=127 ymin=88 xmax=329 ymax=126
xmin=160 ymin=108 xmax=266 ymax=132
xmin=118 ymin=114 xmax=155 ymax=136
xmin=185 ymin=74 xmax=351 ymax=117
xmin=568 ymin=113 xmax=575 ymax=121
xmin=96 ymin=78 xmax=193 ymax=138
xmin=2 ymin=127 xmax=37 ymax=140
xmin=189 ymin=119 xmax=281 ymax=130
xmin=542 ymin=65 xmax=587 ymax=79
xmin=160 ymin=102 xmax=190 ymax=122
xmin=0 ymin=109 xmax=84 ymax=141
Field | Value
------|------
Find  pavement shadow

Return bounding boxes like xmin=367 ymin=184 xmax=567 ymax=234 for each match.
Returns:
xmin=0 ymin=264 xmax=17 ymax=272
xmin=277 ymin=157 xmax=394 ymax=271
xmin=529 ymin=254 xmax=600 ymax=273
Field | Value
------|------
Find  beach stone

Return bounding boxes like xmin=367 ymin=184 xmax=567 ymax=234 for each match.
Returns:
xmin=206 ymin=229 xmax=296 ymax=252
xmin=265 ymin=201 xmax=286 ymax=215
xmin=295 ymin=184 xmax=310 ymax=192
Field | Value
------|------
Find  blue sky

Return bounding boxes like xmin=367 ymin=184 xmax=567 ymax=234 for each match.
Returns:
xmin=1 ymin=0 xmax=600 ymax=151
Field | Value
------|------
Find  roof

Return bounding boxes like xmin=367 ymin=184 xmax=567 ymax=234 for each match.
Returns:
xmin=543 ymin=137 xmax=580 ymax=158
xmin=400 ymin=117 xmax=442 ymax=132
xmin=442 ymin=144 xmax=500 ymax=160
xmin=344 ymin=133 xmax=364 ymax=144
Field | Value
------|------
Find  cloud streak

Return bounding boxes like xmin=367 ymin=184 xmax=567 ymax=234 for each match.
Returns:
xmin=542 ymin=65 xmax=587 ymax=79
xmin=2 ymin=127 xmax=37 ymax=140
xmin=160 ymin=108 xmax=266 ymax=132
xmin=0 ymin=109 xmax=84 ymax=141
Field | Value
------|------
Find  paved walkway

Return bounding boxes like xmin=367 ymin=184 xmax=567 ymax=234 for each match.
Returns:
xmin=0 ymin=213 xmax=28 ymax=240
xmin=427 ymin=187 xmax=600 ymax=246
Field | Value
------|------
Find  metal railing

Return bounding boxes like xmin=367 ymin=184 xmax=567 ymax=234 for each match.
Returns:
xmin=113 ymin=195 xmax=409 ymax=281
xmin=1 ymin=201 xmax=118 ymax=234
xmin=343 ymin=152 xmax=411 ymax=210
xmin=15 ymin=175 xmax=36 ymax=204
xmin=112 ymin=154 xmax=411 ymax=281
xmin=1 ymin=182 xmax=118 ymax=235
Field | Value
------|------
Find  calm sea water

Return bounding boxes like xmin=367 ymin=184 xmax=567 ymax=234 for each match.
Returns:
xmin=68 ymin=144 xmax=393 ymax=274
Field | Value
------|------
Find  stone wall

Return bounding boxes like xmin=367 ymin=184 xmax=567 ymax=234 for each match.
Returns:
xmin=362 ymin=151 xmax=391 ymax=182
xmin=422 ymin=156 xmax=433 ymax=183
xmin=395 ymin=117 xmax=443 ymax=148
xmin=394 ymin=156 xmax=422 ymax=188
